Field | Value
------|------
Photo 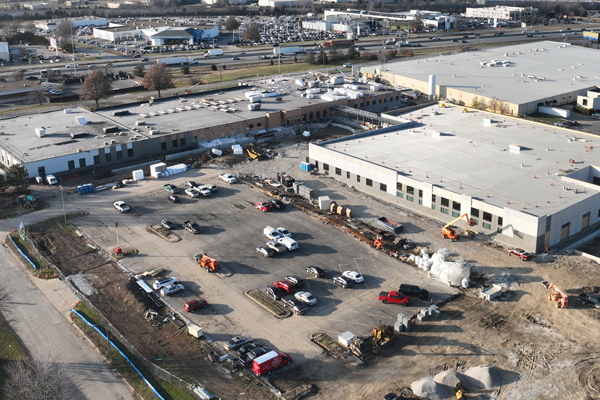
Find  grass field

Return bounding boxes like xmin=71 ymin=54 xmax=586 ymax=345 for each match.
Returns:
xmin=0 ymin=314 xmax=28 ymax=389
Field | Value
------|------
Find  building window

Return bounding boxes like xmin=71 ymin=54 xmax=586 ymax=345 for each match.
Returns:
xmin=482 ymin=222 xmax=492 ymax=229
xmin=407 ymin=186 xmax=414 ymax=195
xmin=172 ymin=139 xmax=178 ymax=148
xmin=38 ymin=166 xmax=45 ymax=176
xmin=406 ymin=195 xmax=414 ymax=202
xmin=249 ymin=124 xmax=254 ymax=129
xmin=192 ymin=135 xmax=197 ymax=144
xmin=396 ymin=182 xmax=403 ymax=191
xmin=483 ymin=211 xmax=492 ymax=222
xmin=93 ymin=155 xmax=100 ymax=164
xmin=497 ymin=227 xmax=503 ymax=233
xmin=418 ymin=199 xmax=423 ymax=205
xmin=323 ymin=163 xmax=329 ymax=171
xmin=68 ymin=160 xmax=75 ymax=170
xmin=418 ymin=190 xmax=423 ymax=199
xmin=471 ymin=218 xmax=478 ymax=226
xmin=498 ymin=216 xmax=503 ymax=226
xmin=105 ymin=153 xmax=112 ymax=162
xmin=583 ymin=99 xmax=588 ymax=106
xmin=180 ymin=138 xmax=186 ymax=146
xmin=452 ymin=211 xmax=460 ymax=218
xmin=127 ymin=148 xmax=134 ymax=157
xmin=452 ymin=201 xmax=461 ymax=211
xmin=161 ymin=142 xmax=167 ymax=150
xmin=366 ymin=179 xmax=373 ymax=187
xmin=357 ymin=175 xmax=360 ymax=183
xmin=583 ymin=212 xmax=591 ymax=229
xmin=431 ymin=204 xmax=436 ymax=210
xmin=116 ymin=151 xmax=123 ymax=160
xmin=335 ymin=167 xmax=341 ymax=175
xmin=79 ymin=158 xmax=86 ymax=168
xmin=346 ymin=171 xmax=350 ymax=179
xmin=441 ymin=197 xmax=449 ymax=207
xmin=441 ymin=207 xmax=449 ymax=214
xmin=471 ymin=208 xmax=480 ymax=218
xmin=432 ymin=194 xmax=436 ymax=203
xmin=380 ymin=183 xmax=387 ymax=192
xmin=257 ymin=122 xmax=262 ymax=127
xmin=397 ymin=192 xmax=404 ymax=198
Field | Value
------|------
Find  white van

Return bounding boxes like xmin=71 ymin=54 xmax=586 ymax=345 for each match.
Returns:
xmin=46 ymin=174 xmax=57 ymax=185
xmin=277 ymin=237 xmax=298 ymax=251
xmin=264 ymin=226 xmax=281 ymax=240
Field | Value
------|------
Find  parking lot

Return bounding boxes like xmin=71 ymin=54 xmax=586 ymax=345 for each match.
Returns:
xmin=73 ymin=166 xmax=457 ymax=366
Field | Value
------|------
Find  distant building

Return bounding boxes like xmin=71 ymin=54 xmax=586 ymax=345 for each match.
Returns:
xmin=94 ymin=21 xmax=218 ymax=43
xmin=258 ymin=0 xmax=303 ymax=7
xmin=323 ymin=9 xmax=456 ymax=31
xmin=465 ymin=6 xmax=539 ymax=21
xmin=106 ymin=1 xmax=137 ymax=8
xmin=34 ymin=17 xmax=107 ymax=31
xmin=24 ymin=2 xmax=49 ymax=10
xmin=0 ymin=42 xmax=9 ymax=62
xmin=65 ymin=0 xmax=81 ymax=7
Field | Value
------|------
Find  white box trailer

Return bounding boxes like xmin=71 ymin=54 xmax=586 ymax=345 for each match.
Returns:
xmin=156 ymin=57 xmax=197 ymax=65
xmin=204 ymin=49 xmax=224 ymax=57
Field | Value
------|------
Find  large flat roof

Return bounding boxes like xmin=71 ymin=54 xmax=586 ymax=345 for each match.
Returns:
xmin=319 ymin=103 xmax=600 ymax=216
xmin=384 ymin=41 xmax=600 ymax=106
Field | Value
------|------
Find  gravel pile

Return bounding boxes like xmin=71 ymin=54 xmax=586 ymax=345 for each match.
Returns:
xmin=410 ymin=378 xmax=449 ymax=400
xmin=464 ymin=365 xmax=503 ymax=389
xmin=433 ymin=369 xmax=464 ymax=393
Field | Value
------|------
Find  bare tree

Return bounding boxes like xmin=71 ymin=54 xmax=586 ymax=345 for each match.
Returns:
xmin=498 ymin=99 xmax=510 ymax=115
xmin=12 ymin=70 xmax=24 ymax=81
xmin=5 ymin=20 xmax=22 ymax=37
xmin=55 ymin=20 xmax=74 ymax=49
xmin=488 ymin=97 xmax=500 ymax=113
xmin=479 ymin=98 xmax=488 ymax=111
xmin=24 ymin=21 xmax=36 ymax=33
xmin=224 ymin=16 xmax=239 ymax=36
xmin=410 ymin=15 xmax=424 ymax=33
xmin=81 ymin=69 xmax=113 ymax=107
xmin=3 ymin=345 xmax=81 ymax=400
xmin=471 ymin=96 xmax=480 ymax=109
xmin=243 ymin=22 xmax=261 ymax=42
xmin=142 ymin=63 xmax=173 ymax=99
xmin=28 ymin=87 xmax=47 ymax=105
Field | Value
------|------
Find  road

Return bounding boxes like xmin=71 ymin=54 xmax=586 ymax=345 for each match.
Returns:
xmin=0 ymin=244 xmax=136 ymax=400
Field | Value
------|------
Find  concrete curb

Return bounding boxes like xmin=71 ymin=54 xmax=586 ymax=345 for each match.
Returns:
xmin=244 ymin=290 xmax=292 ymax=319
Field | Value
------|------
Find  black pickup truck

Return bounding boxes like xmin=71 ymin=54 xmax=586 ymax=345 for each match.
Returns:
xmin=579 ymin=293 xmax=600 ymax=309
xmin=398 ymin=284 xmax=429 ymax=300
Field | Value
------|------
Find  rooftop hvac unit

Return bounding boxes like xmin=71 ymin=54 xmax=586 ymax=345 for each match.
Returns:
xmin=76 ymin=149 xmax=82 ymax=152
xmin=103 ymin=142 xmax=109 ymax=145
xmin=35 ymin=127 xmax=46 ymax=137
xmin=110 ymin=140 xmax=116 ymax=145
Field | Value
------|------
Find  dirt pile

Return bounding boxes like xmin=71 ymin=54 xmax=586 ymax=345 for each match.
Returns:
xmin=463 ymin=365 xmax=503 ymax=390
xmin=433 ymin=369 xmax=464 ymax=393
xmin=410 ymin=378 xmax=449 ymax=400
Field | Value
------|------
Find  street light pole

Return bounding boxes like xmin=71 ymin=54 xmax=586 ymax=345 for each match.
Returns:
xmin=218 ymin=55 xmax=223 ymax=82
xmin=115 ymin=222 xmax=120 ymax=249
xmin=60 ymin=185 xmax=66 ymax=225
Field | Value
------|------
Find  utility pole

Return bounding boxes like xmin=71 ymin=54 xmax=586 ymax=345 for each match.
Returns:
xmin=115 ymin=222 xmax=120 ymax=255
xmin=218 ymin=55 xmax=223 ymax=82
xmin=278 ymin=50 xmax=281 ymax=74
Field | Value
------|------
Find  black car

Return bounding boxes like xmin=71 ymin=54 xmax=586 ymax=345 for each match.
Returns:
xmin=142 ymin=57 xmax=149 ymax=61
xmin=237 ymin=342 xmax=259 ymax=356
xmin=398 ymin=284 xmax=429 ymax=300
xmin=161 ymin=219 xmax=176 ymax=230
xmin=266 ymin=285 xmax=285 ymax=301
xmin=168 ymin=195 xmax=180 ymax=203
xmin=25 ymin=76 xmax=39 ymax=81
xmin=306 ymin=266 xmax=325 ymax=278
xmin=333 ymin=275 xmax=352 ymax=289
xmin=579 ymin=293 xmax=600 ymax=309
xmin=183 ymin=221 xmax=202 ymax=234
xmin=268 ymin=199 xmax=286 ymax=210
xmin=281 ymin=296 xmax=307 ymax=315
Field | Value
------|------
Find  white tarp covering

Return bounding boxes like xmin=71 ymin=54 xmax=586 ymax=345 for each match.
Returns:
xmin=428 ymin=249 xmax=470 ymax=288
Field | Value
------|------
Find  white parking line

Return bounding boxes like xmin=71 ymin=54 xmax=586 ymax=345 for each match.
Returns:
xmin=368 ymin=253 xmax=384 ymax=279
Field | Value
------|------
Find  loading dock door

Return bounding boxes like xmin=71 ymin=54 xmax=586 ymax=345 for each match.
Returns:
xmin=561 ymin=222 xmax=570 ymax=240
xmin=582 ymin=212 xmax=590 ymax=229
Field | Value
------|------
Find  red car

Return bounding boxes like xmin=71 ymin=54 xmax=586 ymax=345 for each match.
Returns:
xmin=255 ymin=202 xmax=273 ymax=212
xmin=183 ymin=298 xmax=208 ymax=312
xmin=507 ymin=248 xmax=532 ymax=261
xmin=378 ymin=291 xmax=409 ymax=306
xmin=274 ymin=280 xmax=295 ymax=294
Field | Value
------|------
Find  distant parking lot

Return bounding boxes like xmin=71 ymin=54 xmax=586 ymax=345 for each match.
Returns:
xmin=75 ymin=167 xmax=458 ymax=362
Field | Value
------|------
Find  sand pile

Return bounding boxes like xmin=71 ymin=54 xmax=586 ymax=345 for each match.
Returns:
xmin=433 ymin=369 xmax=465 ymax=393
xmin=410 ymin=378 xmax=449 ymax=400
xmin=464 ymin=365 xmax=503 ymax=389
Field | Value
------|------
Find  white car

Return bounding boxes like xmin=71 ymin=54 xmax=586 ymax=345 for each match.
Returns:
xmin=342 ymin=270 xmax=364 ymax=283
xmin=153 ymin=277 xmax=179 ymax=290
xmin=113 ymin=201 xmax=130 ymax=213
xmin=276 ymin=227 xmax=292 ymax=238
xmin=66 ymin=63 xmax=79 ymax=68
xmin=196 ymin=186 xmax=212 ymax=196
xmin=185 ymin=188 xmax=199 ymax=198
xmin=160 ymin=283 xmax=185 ymax=296
xmin=295 ymin=291 xmax=317 ymax=305
xmin=200 ymin=183 xmax=217 ymax=192
xmin=219 ymin=173 xmax=237 ymax=183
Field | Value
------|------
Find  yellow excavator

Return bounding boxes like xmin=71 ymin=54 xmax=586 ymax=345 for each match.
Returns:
xmin=247 ymin=148 xmax=262 ymax=160
xmin=442 ymin=214 xmax=474 ymax=241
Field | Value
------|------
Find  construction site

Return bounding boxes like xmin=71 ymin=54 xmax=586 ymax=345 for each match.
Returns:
xmin=9 ymin=119 xmax=600 ymax=400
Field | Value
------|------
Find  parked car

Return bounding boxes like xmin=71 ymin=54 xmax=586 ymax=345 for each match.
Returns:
xmin=397 ymin=284 xmax=429 ymax=300
xmin=184 ymin=181 xmax=197 ymax=188
xmin=161 ymin=283 xmax=185 ymax=296
xmin=183 ymin=221 xmax=202 ymax=234
xmin=281 ymin=296 xmax=307 ymax=314
xmin=274 ymin=280 xmax=296 ymax=294
xmin=266 ymin=285 xmax=286 ymax=301
xmin=266 ymin=241 xmax=286 ymax=253
xmin=153 ymin=277 xmax=179 ymax=290
xmin=256 ymin=246 xmax=275 ymax=257
xmin=507 ymin=248 xmax=532 ymax=261
xmin=284 ymin=275 xmax=303 ymax=287
xmin=161 ymin=219 xmax=176 ymax=230
xmin=200 ymin=183 xmax=217 ymax=192
xmin=342 ymin=271 xmax=364 ymax=283
xmin=306 ymin=266 xmax=325 ymax=278
xmin=114 ymin=201 xmax=130 ymax=213
xmin=294 ymin=291 xmax=316 ymax=305
xmin=219 ymin=173 xmax=237 ymax=183
xmin=224 ymin=335 xmax=253 ymax=351
xmin=183 ymin=298 xmax=208 ymax=312
xmin=277 ymin=237 xmax=298 ymax=251
xmin=256 ymin=202 xmax=273 ymax=212
xmin=333 ymin=275 xmax=352 ymax=288
xmin=163 ymin=184 xmax=179 ymax=194
xmin=196 ymin=186 xmax=211 ymax=196
xmin=277 ymin=227 xmax=292 ymax=238
xmin=185 ymin=188 xmax=200 ymax=198
xmin=237 ymin=342 xmax=259 ymax=356
xmin=168 ymin=195 xmax=180 ymax=203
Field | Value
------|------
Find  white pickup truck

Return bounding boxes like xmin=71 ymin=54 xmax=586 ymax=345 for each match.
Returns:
xmin=219 ymin=173 xmax=237 ymax=183
xmin=264 ymin=226 xmax=282 ymax=240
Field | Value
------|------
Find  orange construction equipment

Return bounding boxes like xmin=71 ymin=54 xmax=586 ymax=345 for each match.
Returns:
xmin=542 ymin=281 xmax=568 ymax=308
xmin=373 ymin=238 xmax=385 ymax=249
xmin=442 ymin=214 xmax=474 ymax=241
xmin=194 ymin=253 xmax=219 ymax=273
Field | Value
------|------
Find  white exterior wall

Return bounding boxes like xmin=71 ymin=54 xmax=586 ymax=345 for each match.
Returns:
xmin=21 ymin=150 xmax=99 ymax=178
xmin=201 ymin=26 xmax=219 ymax=39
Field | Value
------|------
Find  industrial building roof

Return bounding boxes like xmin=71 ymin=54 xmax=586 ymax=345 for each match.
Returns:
xmin=149 ymin=29 xmax=193 ymax=38
xmin=384 ymin=41 xmax=600 ymax=106
xmin=319 ymin=103 xmax=600 ymax=216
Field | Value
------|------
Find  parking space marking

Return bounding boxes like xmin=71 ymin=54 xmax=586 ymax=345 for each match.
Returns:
xmin=305 ymin=279 xmax=336 ymax=309
xmin=353 ymin=258 xmax=370 ymax=291
xmin=368 ymin=253 xmax=384 ymax=279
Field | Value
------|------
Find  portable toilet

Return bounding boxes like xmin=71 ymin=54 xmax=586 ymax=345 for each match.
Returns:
xmin=77 ymin=185 xmax=84 ymax=195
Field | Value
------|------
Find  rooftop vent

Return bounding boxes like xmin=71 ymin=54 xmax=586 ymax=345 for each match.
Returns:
xmin=35 ymin=127 xmax=46 ymax=138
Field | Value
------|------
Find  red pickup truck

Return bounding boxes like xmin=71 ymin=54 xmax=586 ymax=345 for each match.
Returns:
xmin=378 ymin=291 xmax=409 ymax=306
